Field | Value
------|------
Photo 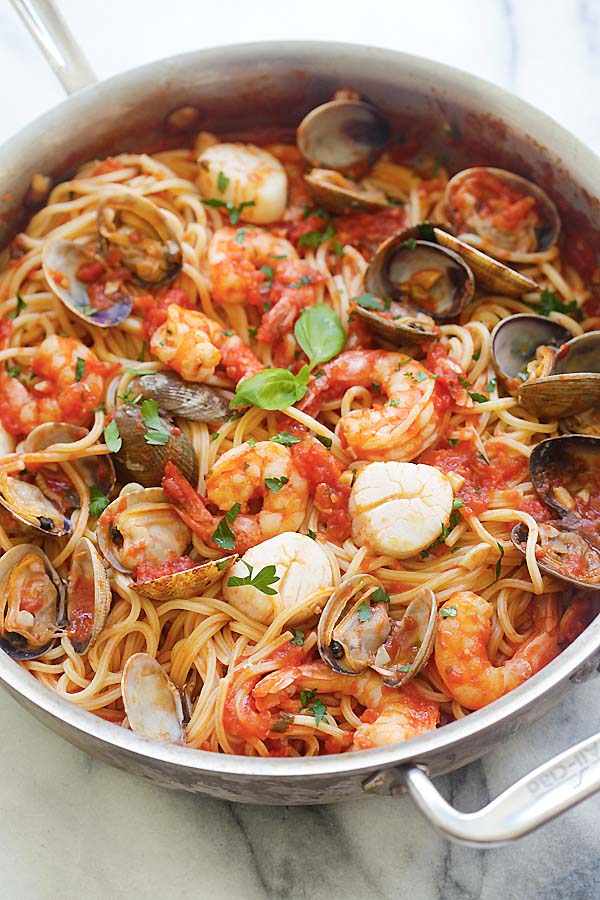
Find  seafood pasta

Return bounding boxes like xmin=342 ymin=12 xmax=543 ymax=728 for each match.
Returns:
xmin=1 ymin=93 xmax=599 ymax=757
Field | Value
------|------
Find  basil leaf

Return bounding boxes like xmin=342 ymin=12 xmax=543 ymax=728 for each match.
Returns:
xmin=4 ymin=362 xmax=20 ymax=378
xmin=354 ymin=293 xmax=382 ymax=310
xmin=89 ymin=485 xmax=109 ymax=518
xmin=103 ymin=420 xmax=122 ymax=453
xmin=230 ymin=368 xmax=309 ymax=411
xmin=316 ymin=434 xmax=332 ymax=450
xmin=310 ymin=698 xmax=327 ymax=726
xmin=299 ymin=688 xmax=317 ymax=709
xmin=294 ymin=305 xmax=345 ymax=369
xmin=212 ymin=503 xmax=241 ymax=551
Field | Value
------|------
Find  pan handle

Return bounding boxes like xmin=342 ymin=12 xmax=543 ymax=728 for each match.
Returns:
xmin=366 ymin=731 xmax=600 ymax=846
xmin=10 ymin=0 xmax=96 ymax=94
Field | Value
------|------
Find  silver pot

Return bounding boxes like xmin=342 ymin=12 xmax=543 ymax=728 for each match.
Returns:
xmin=4 ymin=0 xmax=600 ymax=845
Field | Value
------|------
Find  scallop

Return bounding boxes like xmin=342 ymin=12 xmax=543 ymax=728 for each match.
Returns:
xmin=122 ymin=653 xmax=185 ymax=744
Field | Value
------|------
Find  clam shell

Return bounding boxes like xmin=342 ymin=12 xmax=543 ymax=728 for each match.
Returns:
xmin=354 ymin=303 xmax=439 ymax=347
xmin=0 ymin=473 xmax=71 ymax=536
xmin=371 ymin=588 xmax=437 ymax=687
xmin=96 ymin=487 xmax=192 ymax=574
xmin=132 ymin=554 xmax=237 ymax=601
xmin=491 ymin=314 xmax=571 ymax=392
xmin=297 ymin=99 xmax=389 ymax=176
xmin=511 ymin=522 xmax=600 ymax=591
xmin=444 ymin=167 xmax=560 ymax=255
xmin=42 ymin=239 xmax=132 ymax=327
xmin=66 ymin=537 xmax=112 ymax=653
xmin=433 ymin=227 xmax=539 ymax=296
xmin=305 ymin=168 xmax=388 ymax=215
xmin=365 ymin=234 xmax=475 ymax=322
xmin=529 ymin=434 xmax=600 ymax=517
xmin=0 ymin=544 xmax=64 ymax=659
xmin=518 ymin=373 xmax=600 ymax=418
xmin=97 ymin=192 xmax=182 ymax=286
xmin=122 ymin=653 xmax=185 ymax=744
xmin=318 ymin=574 xmax=387 ymax=675
xmin=113 ymin=405 xmax=199 ymax=489
xmin=135 ymin=371 xmax=229 ymax=422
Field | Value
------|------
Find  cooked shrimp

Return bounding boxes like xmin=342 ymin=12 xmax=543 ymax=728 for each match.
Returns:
xmin=223 ymin=532 xmax=337 ymax=626
xmin=208 ymin=226 xmax=297 ymax=306
xmin=150 ymin=304 xmax=264 ymax=383
xmin=162 ymin=440 xmax=310 ymax=553
xmin=350 ymin=461 xmax=454 ymax=558
xmin=253 ymin=661 xmax=440 ymax=750
xmin=0 ymin=334 xmax=115 ymax=437
xmin=299 ymin=350 xmax=451 ymax=462
xmin=258 ymin=257 xmax=324 ymax=345
xmin=198 ymin=143 xmax=288 ymax=223
xmin=435 ymin=591 xmax=561 ymax=711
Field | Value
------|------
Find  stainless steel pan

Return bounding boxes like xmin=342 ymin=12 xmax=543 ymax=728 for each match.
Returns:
xmin=4 ymin=0 xmax=600 ymax=846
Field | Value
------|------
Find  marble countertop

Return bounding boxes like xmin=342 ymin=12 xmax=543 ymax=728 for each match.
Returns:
xmin=1 ymin=1 xmax=600 ymax=897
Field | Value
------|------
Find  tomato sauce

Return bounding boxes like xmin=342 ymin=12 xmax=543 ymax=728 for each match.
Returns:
xmin=449 ymin=170 xmax=539 ymax=233
xmin=292 ymin=440 xmax=352 ymax=541
xmin=334 ymin=207 xmax=408 ymax=255
xmin=66 ymin=572 xmax=95 ymax=644
xmin=134 ymin=556 xmax=198 ymax=583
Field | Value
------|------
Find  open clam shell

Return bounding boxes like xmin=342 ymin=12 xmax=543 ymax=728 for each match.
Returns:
xmin=133 ymin=371 xmax=229 ymax=423
xmin=529 ymin=435 xmax=600 ymax=518
xmin=517 ymin=331 xmax=600 ymax=418
xmin=42 ymin=239 xmax=133 ymax=327
xmin=66 ymin=537 xmax=112 ymax=653
xmin=132 ymin=554 xmax=237 ymax=601
xmin=97 ymin=487 xmax=192 ymax=575
xmin=365 ymin=234 xmax=475 ymax=323
xmin=22 ymin=422 xmax=116 ymax=505
xmin=0 ymin=544 xmax=64 ymax=659
xmin=297 ymin=99 xmax=390 ymax=177
xmin=113 ymin=405 xmax=199 ymax=489
xmin=444 ymin=167 xmax=561 ymax=256
xmin=122 ymin=653 xmax=186 ymax=744
xmin=491 ymin=314 xmax=572 ymax=393
xmin=432 ymin=227 xmax=539 ymax=296
xmin=511 ymin=522 xmax=600 ymax=591
xmin=97 ymin=192 xmax=182 ymax=286
xmin=317 ymin=575 xmax=437 ymax=686
xmin=0 ymin=473 xmax=71 ymax=536
xmin=305 ymin=168 xmax=388 ymax=215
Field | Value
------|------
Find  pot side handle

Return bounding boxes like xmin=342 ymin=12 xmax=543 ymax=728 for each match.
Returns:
xmin=10 ymin=0 xmax=96 ymax=94
xmin=375 ymin=731 xmax=600 ymax=846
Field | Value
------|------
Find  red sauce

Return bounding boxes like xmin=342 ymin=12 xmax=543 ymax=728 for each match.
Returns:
xmin=449 ymin=170 xmax=539 ymax=233
xmin=134 ymin=555 xmax=197 ymax=583
xmin=66 ymin=572 xmax=95 ymax=644
xmin=334 ymin=207 xmax=408 ymax=255
xmin=133 ymin=287 xmax=191 ymax=340
xmin=292 ymin=440 xmax=352 ymax=541
xmin=421 ymin=440 xmax=528 ymax=515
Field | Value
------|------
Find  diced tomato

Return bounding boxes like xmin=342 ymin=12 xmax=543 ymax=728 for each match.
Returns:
xmin=134 ymin=555 xmax=197 ymax=583
xmin=76 ymin=260 xmax=106 ymax=283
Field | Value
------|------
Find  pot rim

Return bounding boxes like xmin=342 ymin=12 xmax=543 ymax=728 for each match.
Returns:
xmin=2 ymin=39 xmax=600 ymax=779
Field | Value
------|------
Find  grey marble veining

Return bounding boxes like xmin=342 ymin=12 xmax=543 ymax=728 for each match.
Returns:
xmin=2 ymin=1 xmax=600 ymax=898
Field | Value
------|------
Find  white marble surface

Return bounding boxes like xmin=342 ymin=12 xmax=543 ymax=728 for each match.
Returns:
xmin=1 ymin=1 xmax=600 ymax=898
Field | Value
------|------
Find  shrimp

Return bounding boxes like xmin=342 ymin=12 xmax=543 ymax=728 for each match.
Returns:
xmin=434 ymin=591 xmax=561 ymax=711
xmin=253 ymin=661 xmax=440 ymax=750
xmin=208 ymin=227 xmax=324 ymax=344
xmin=149 ymin=304 xmax=264 ymax=384
xmin=162 ymin=440 xmax=310 ymax=553
xmin=0 ymin=333 xmax=116 ymax=437
xmin=299 ymin=350 xmax=451 ymax=462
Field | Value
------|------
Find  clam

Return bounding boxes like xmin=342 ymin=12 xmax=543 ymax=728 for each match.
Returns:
xmin=511 ymin=435 xmax=600 ymax=589
xmin=96 ymin=487 xmax=192 ymax=575
xmin=491 ymin=314 xmax=572 ymax=394
xmin=122 ymin=653 xmax=185 ymax=744
xmin=317 ymin=575 xmax=437 ymax=687
xmin=133 ymin=370 xmax=229 ymax=422
xmin=354 ymin=300 xmax=440 ymax=348
xmin=0 ymin=544 xmax=64 ymax=659
xmin=444 ymin=167 xmax=561 ymax=255
xmin=97 ymin=192 xmax=182 ymax=285
xmin=432 ymin=227 xmax=539 ymax=296
xmin=364 ymin=233 xmax=475 ymax=324
xmin=0 ymin=473 xmax=71 ymax=536
xmin=65 ymin=538 xmax=112 ymax=653
xmin=132 ymin=553 xmax=237 ymax=601
xmin=304 ymin=168 xmax=388 ymax=215
xmin=22 ymin=422 xmax=116 ymax=507
xmin=112 ymin=405 xmax=199 ymax=488
xmin=297 ymin=99 xmax=390 ymax=177
xmin=517 ymin=330 xmax=600 ymax=418
xmin=42 ymin=239 xmax=133 ymax=327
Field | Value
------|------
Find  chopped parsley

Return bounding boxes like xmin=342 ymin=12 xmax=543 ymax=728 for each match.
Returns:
xmin=452 ymin=498 xmax=464 ymax=510
xmin=246 ymin=437 xmax=256 ymax=448
xmin=403 ymin=238 xmax=417 ymax=249
xmin=420 ymin=510 xmax=462 ymax=558
xmin=371 ymin=587 xmax=390 ymax=604
xmin=472 ymin=350 xmax=481 ymax=361
xmin=4 ymin=361 xmax=20 ymax=378
xmin=74 ymin=356 xmax=85 ymax=383
xmin=117 ymin=388 xmax=143 ymax=406
xmin=298 ymin=221 xmax=336 ymax=249
xmin=260 ymin=264 xmax=274 ymax=284
xmin=141 ymin=398 xmax=170 ymax=445
xmin=533 ymin=288 xmax=583 ymax=321
xmin=357 ymin=601 xmax=373 ymax=622
xmin=354 ymin=293 xmax=382 ymax=310
xmin=286 ymin=274 xmax=314 ymax=289
xmin=211 ymin=431 xmax=220 ymax=442
xmin=103 ymin=420 xmax=122 ymax=453
xmin=226 ymin=559 xmax=280 ymax=595
xmin=212 ymin=503 xmax=241 ymax=551
xmin=331 ymin=241 xmax=345 ymax=258
xmin=7 ymin=292 xmax=26 ymax=319
xmin=265 ymin=475 xmax=289 ymax=494
xmin=138 ymin=340 xmax=147 ymax=362
xmin=494 ymin=542 xmax=505 ymax=584
xmin=269 ymin=431 xmax=301 ymax=446
xmin=217 ymin=170 xmax=230 ymax=193
xmin=307 ymin=529 xmax=317 ymax=540
xmin=459 ymin=376 xmax=488 ymax=403
xmin=316 ymin=434 xmax=332 ymax=450
xmin=441 ymin=606 xmax=457 ymax=618
xmin=89 ymin=485 xmax=109 ymax=518
xmin=202 ymin=197 xmax=256 ymax=225
xmin=291 ymin=629 xmax=305 ymax=646
xmin=235 ymin=228 xmax=245 ymax=245
xmin=299 ymin=689 xmax=327 ymax=726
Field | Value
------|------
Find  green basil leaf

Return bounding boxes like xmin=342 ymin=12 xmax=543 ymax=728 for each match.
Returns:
xmin=231 ymin=368 xmax=309 ymax=411
xmin=294 ymin=305 xmax=345 ymax=369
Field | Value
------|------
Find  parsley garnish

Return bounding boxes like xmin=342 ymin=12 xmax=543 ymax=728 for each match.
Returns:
xmin=452 ymin=498 xmax=464 ymax=510
xmin=371 ymin=587 xmax=390 ymax=604
xmin=74 ymin=356 xmax=85 ymax=383
xmin=89 ymin=485 xmax=109 ymax=518
xmin=217 ymin=170 xmax=230 ymax=193
xmin=298 ymin=221 xmax=336 ymax=249
xmin=211 ymin=431 xmax=220 ymax=442
xmin=299 ymin=689 xmax=327 ymax=726
xmin=103 ymin=420 xmax=122 ymax=453
xmin=533 ymin=289 xmax=583 ymax=321
xmin=420 ymin=510 xmax=462 ymax=558
xmin=307 ymin=529 xmax=316 ymax=540
xmin=291 ymin=629 xmax=305 ymax=646
xmin=441 ymin=606 xmax=457 ymax=618
xmin=417 ymin=222 xmax=436 ymax=241
xmin=202 ymin=198 xmax=256 ymax=225
xmin=7 ymin=292 xmax=26 ymax=319
xmin=235 ymin=228 xmax=245 ymax=245
xmin=246 ymin=437 xmax=256 ymax=448
xmin=286 ymin=274 xmax=314 ymax=289
xmin=260 ymin=264 xmax=274 ymax=284
xmin=265 ymin=476 xmax=289 ymax=494
xmin=117 ymin=389 xmax=143 ymax=406
xmin=212 ymin=503 xmax=241 ymax=551
xmin=138 ymin=340 xmax=147 ymax=362
xmin=331 ymin=241 xmax=345 ymax=258
xmin=472 ymin=350 xmax=481 ymax=361
xmin=227 ymin=559 xmax=280 ymax=595
xmin=269 ymin=432 xmax=301 ymax=446
xmin=494 ymin=542 xmax=505 ymax=584
xmin=357 ymin=602 xmax=373 ymax=622
xmin=141 ymin=398 xmax=170 ymax=445
xmin=354 ymin=293 xmax=382 ymax=310
xmin=316 ymin=434 xmax=332 ymax=450
xmin=459 ymin=376 xmax=488 ymax=403
xmin=403 ymin=238 xmax=417 ymax=249
xmin=4 ymin=361 xmax=20 ymax=378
